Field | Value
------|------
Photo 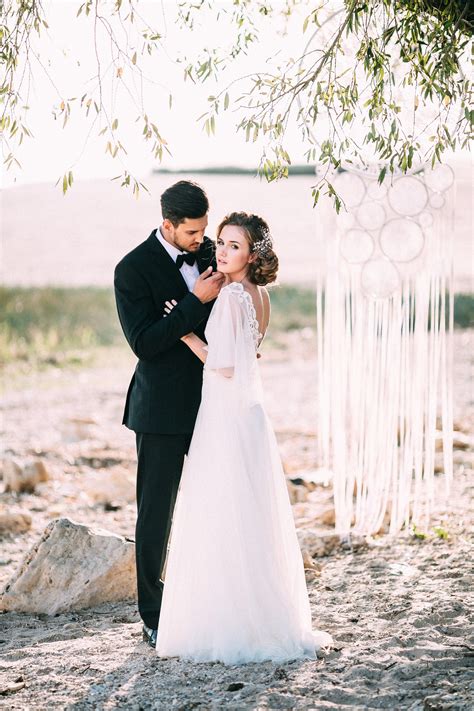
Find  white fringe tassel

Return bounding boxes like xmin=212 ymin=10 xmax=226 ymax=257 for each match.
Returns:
xmin=316 ymin=168 xmax=455 ymax=536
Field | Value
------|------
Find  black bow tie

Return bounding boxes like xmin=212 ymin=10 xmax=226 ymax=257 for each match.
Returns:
xmin=176 ymin=252 xmax=196 ymax=269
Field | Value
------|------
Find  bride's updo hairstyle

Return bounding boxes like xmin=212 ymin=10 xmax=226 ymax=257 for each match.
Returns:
xmin=216 ymin=212 xmax=279 ymax=286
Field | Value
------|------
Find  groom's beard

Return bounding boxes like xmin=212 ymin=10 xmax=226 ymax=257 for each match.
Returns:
xmin=171 ymin=232 xmax=202 ymax=254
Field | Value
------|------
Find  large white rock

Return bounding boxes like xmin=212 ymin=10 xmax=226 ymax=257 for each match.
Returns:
xmin=0 ymin=517 xmax=136 ymax=614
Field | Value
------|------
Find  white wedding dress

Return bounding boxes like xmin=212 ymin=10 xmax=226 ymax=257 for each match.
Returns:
xmin=155 ymin=282 xmax=333 ymax=665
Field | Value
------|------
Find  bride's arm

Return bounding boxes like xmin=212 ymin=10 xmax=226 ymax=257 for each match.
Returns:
xmin=164 ymin=298 xmax=260 ymax=374
xmin=164 ymin=299 xmax=208 ymax=364
xmin=182 ymin=333 xmax=235 ymax=377
xmin=181 ymin=332 xmax=208 ymax=364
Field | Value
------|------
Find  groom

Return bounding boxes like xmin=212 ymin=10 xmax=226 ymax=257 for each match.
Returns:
xmin=114 ymin=180 xmax=224 ymax=647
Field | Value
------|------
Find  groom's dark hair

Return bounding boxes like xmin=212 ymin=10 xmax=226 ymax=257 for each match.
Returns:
xmin=160 ymin=180 xmax=209 ymax=226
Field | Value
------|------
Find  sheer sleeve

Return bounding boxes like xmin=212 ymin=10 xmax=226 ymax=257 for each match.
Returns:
xmin=205 ymin=285 xmax=248 ymax=378
xmin=203 ymin=283 xmax=263 ymax=408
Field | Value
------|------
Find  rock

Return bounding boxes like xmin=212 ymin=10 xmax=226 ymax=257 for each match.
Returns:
xmin=0 ymin=517 xmax=136 ymax=614
xmin=297 ymin=468 xmax=332 ymax=486
xmin=292 ymin=502 xmax=315 ymax=526
xmin=2 ymin=458 xmax=50 ymax=494
xmin=104 ymin=501 xmax=122 ymax=512
xmin=453 ymin=419 xmax=470 ymax=434
xmin=423 ymin=694 xmax=456 ymax=710
xmin=287 ymin=480 xmax=308 ymax=504
xmin=46 ymin=508 xmax=64 ymax=519
xmin=84 ymin=466 xmax=135 ymax=505
xmin=297 ymin=529 xmax=368 ymax=558
xmin=62 ymin=417 xmax=99 ymax=443
xmin=0 ymin=676 xmax=26 ymax=695
xmin=372 ymin=507 xmax=393 ymax=535
xmin=75 ymin=448 xmax=133 ymax=469
xmin=289 ymin=477 xmax=317 ymax=491
xmin=320 ymin=508 xmax=336 ymax=526
xmin=298 ymin=530 xmax=341 ymax=557
xmin=453 ymin=432 xmax=473 ymax=450
xmin=227 ymin=683 xmax=244 ymax=692
xmin=453 ymin=450 xmax=474 ymax=466
xmin=302 ymin=549 xmax=322 ymax=572
xmin=435 ymin=431 xmax=473 ymax=452
xmin=0 ymin=508 xmax=32 ymax=534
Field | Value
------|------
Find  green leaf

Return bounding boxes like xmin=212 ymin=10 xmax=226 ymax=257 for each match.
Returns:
xmin=433 ymin=526 xmax=449 ymax=539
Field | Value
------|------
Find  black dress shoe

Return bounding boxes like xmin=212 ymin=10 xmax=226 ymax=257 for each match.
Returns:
xmin=142 ymin=624 xmax=157 ymax=648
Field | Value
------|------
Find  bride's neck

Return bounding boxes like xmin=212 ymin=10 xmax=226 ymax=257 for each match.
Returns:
xmin=226 ymin=271 xmax=250 ymax=287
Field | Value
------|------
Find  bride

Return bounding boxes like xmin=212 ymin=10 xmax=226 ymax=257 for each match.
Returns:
xmin=155 ymin=211 xmax=333 ymax=665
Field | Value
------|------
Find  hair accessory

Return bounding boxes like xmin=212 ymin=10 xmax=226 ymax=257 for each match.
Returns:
xmin=253 ymin=227 xmax=273 ymax=257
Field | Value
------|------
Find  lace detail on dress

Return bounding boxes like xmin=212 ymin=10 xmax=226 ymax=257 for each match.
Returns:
xmin=221 ymin=282 xmax=263 ymax=349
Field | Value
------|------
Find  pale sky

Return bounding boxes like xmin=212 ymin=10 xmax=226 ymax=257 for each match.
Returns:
xmin=2 ymin=0 xmax=471 ymax=189
xmin=3 ymin=0 xmax=321 ymax=187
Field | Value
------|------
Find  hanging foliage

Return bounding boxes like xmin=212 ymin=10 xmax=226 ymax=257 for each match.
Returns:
xmin=0 ymin=1 xmax=472 ymax=203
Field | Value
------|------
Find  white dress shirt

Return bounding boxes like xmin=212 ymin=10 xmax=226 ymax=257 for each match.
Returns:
xmin=156 ymin=227 xmax=200 ymax=292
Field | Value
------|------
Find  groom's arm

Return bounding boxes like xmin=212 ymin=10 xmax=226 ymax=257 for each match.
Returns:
xmin=114 ymin=261 xmax=208 ymax=360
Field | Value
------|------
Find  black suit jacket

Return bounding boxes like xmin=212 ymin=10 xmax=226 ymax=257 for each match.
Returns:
xmin=114 ymin=230 xmax=216 ymax=434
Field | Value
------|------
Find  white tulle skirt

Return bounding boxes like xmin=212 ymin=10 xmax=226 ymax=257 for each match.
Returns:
xmin=155 ymin=371 xmax=333 ymax=665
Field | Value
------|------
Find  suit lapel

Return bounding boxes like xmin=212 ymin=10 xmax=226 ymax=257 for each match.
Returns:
xmin=146 ymin=230 xmax=189 ymax=296
xmin=145 ymin=230 xmax=217 ymax=293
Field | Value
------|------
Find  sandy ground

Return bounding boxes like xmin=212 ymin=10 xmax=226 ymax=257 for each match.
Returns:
xmin=0 ymin=332 xmax=473 ymax=710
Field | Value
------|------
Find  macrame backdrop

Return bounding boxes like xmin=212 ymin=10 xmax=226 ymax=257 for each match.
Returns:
xmin=316 ymin=164 xmax=456 ymax=536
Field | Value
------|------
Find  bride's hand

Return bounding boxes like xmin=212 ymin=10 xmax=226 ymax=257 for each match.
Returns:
xmin=163 ymin=299 xmax=178 ymax=317
xmin=163 ymin=299 xmax=192 ymax=341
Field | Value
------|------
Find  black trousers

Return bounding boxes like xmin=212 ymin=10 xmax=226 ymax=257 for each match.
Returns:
xmin=135 ymin=432 xmax=192 ymax=629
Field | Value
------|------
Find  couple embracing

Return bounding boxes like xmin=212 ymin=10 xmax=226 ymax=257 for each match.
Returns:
xmin=114 ymin=180 xmax=332 ymax=665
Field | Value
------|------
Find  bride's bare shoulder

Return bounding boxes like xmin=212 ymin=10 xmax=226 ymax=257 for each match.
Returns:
xmin=259 ymin=286 xmax=271 ymax=309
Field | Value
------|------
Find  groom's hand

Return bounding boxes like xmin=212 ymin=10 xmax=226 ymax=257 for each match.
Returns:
xmin=193 ymin=267 xmax=225 ymax=304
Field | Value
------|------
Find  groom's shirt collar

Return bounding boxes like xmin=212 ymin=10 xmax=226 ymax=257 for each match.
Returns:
xmin=156 ymin=225 xmax=200 ymax=292
xmin=156 ymin=226 xmax=184 ymax=263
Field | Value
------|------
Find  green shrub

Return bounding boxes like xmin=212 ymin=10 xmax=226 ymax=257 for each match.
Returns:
xmin=0 ymin=286 xmax=472 ymax=366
